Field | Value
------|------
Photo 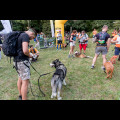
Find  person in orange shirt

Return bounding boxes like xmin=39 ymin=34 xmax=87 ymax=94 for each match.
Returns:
xmin=111 ymin=30 xmax=120 ymax=59
xmin=111 ymin=29 xmax=117 ymax=38
xmin=93 ymin=29 xmax=97 ymax=38
xmin=29 ymin=45 xmax=39 ymax=61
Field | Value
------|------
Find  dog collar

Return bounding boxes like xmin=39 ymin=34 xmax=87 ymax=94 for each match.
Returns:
xmin=108 ymin=61 xmax=113 ymax=64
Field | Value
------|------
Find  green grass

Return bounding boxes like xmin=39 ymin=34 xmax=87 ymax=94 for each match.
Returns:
xmin=1 ymin=39 xmax=120 ymax=100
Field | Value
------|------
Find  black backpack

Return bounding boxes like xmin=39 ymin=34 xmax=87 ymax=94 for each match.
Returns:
xmin=2 ymin=31 xmax=23 ymax=57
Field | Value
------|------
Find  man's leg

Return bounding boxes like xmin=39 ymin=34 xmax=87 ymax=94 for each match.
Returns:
xmin=57 ymin=44 xmax=59 ymax=50
xmin=60 ymin=42 xmax=62 ymax=49
xmin=102 ymin=54 xmax=107 ymax=66
xmin=72 ymin=46 xmax=75 ymax=57
xmin=114 ymin=47 xmax=120 ymax=61
xmin=17 ymin=77 xmax=22 ymax=97
xmin=91 ymin=54 xmax=99 ymax=68
xmin=83 ymin=44 xmax=87 ymax=54
xmin=79 ymin=44 xmax=82 ymax=54
xmin=102 ymin=54 xmax=107 ymax=71
xmin=21 ymin=79 xmax=29 ymax=100
xmin=68 ymin=45 xmax=72 ymax=58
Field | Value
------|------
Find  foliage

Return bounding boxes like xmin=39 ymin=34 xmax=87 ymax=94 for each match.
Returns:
xmin=1 ymin=20 xmax=117 ymax=37
xmin=65 ymin=20 xmax=115 ymax=32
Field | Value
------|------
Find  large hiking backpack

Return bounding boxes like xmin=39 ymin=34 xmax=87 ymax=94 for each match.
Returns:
xmin=98 ymin=32 xmax=108 ymax=44
xmin=2 ymin=31 xmax=23 ymax=57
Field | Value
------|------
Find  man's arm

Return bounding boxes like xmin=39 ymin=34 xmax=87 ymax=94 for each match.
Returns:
xmin=111 ymin=36 xmax=118 ymax=43
xmin=22 ymin=42 xmax=33 ymax=58
xmin=107 ymin=38 xmax=111 ymax=51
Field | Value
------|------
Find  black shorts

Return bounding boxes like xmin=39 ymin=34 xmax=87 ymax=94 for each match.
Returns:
xmin=58 ymin=40 xmax=62 ymax=44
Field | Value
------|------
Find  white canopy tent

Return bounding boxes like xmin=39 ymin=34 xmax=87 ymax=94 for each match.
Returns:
xmin=0 ymin=20 xmax=12 ymax=35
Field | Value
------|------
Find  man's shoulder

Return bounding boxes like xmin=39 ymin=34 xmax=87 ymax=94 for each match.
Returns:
xmin=20 ymin=32 xmax=29 ymax=38
xmin=19 ymin=32 xmax=30 ymax=42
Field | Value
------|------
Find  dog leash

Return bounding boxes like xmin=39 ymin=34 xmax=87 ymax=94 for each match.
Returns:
xmin=28 ymin=61 xmax=55 ymax=98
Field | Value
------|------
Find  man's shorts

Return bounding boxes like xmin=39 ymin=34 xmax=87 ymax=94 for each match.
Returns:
xmin=115 ymin=47 xmax=120 ymax=55
xmin=79 ymin=44 xmax=87 ymax=50
xmin=95 ymin=46 xmax=108 ymax=55
xmin=14 ymin=60 xmax=30 ymax=80
xmin=58 ymin=40 xmax=62 ymax=44
xmin=70 ymin=42 xmax=75 ymax=47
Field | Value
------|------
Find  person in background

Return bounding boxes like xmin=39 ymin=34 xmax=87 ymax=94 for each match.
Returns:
xmin=112 ymin=29 xmax=117 ymax=38
xmin=29 ymin=45 xmax=39 ymax=62
xmin=35 ymin=33 xmax=40 ymax=49
xmin=68 ymin=30 xmax=77 ymax=58
xmin=44 ymin=35 xmax=48 ymax=47
xmin=66 ymin=36 xmax=70 ymax=45
xmin=91 ymin=25 xmax=111 ymax=71
xmin=111 ymin=30 xmax=120 ymax=61
xmin=93 ymin=29 xmax=97 ymax=38
xmin=79 ymin=30 xmax=89 ymax=54
xmin=40 ymin=32 xmax=44 ymax=40
xmin=57 ymin=30 xmax=62 ymax=50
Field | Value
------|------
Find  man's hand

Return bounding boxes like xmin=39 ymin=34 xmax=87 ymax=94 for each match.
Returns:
xmin=29 ymin=53 xmax=33 ymax=58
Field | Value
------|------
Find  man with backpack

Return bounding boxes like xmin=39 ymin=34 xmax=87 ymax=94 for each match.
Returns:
xmin=2 ymin=28 xmax=37 ymax=100
xmin=91 ymin=25 xmax=111 ymax=71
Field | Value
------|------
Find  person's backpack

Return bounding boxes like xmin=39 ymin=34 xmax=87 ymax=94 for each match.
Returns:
xmin=2 ymin=31 xmax=23 ymax=57
xmin=98 ymin=32 xmax=108 ymax=44
xmin=79 ymin=34 xmax=87 ymax=43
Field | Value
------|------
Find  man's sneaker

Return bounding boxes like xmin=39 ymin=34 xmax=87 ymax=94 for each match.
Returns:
xmin=91 ymin=65 xmax=95 ymax=69
xmin=68 ymin=55 xmax=71 ymax=58
xmin=18 ymin=95 xmax=22 ymax=100
xmin=102 ymin=67 xmax=106 ymax=72
xmin=72 ymin=55 xmax=75 ymax=58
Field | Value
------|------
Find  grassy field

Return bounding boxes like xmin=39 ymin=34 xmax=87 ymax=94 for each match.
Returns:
xmin=1 ymin=39 xmax=120 ymax=100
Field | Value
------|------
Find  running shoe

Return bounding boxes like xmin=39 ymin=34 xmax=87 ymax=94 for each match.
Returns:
xmin=91 ymin=65 xmax=95 ymax=69
xmin=18 ymin=95 xmax=22 ymax=100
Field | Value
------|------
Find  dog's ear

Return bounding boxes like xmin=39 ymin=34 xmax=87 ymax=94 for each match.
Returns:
xmin=56 ymin=59 xmax=59 ymax=61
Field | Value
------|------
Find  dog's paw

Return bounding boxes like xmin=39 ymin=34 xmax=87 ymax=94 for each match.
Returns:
xmin=57 ymin=97 xmax=62 ymax=100
xmin=63 ymin=82 xmax=67 ymax=86
xmin=51 ymin=95 xmax=54 ymax=99
xmin=63 ymin=79 xmax=67 ymax=86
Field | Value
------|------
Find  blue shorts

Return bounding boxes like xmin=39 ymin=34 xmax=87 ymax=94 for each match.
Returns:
xmin=115 ymin=47 xmax=120 ymax=55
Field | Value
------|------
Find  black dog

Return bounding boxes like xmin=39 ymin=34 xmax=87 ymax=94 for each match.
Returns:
xmin=50 ymin=59 xmax=67 ymax=100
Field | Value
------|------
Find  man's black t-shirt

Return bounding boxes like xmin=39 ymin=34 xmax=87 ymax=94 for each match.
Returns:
xmin=95 ymin=32 xmax=110 ymax=46
xmin=14 ymin=32 xmax=30 ymax=62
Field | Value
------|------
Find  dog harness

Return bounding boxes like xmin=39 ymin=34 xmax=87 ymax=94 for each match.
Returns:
xmin=54 ymin=64 xmax=67 ymax=80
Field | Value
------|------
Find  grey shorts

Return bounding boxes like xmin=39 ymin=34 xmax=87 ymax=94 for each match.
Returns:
xmin=14 ymin=60 xmax=30 ymax=80
xmin=95 ymin=46 xmax=108 ymax=55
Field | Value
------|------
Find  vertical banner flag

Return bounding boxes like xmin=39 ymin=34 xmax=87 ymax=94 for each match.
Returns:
xmin=1 ymin=20 xmax=12 ymax=33
xmin=50 ymin=20 xmax=55 ymax=37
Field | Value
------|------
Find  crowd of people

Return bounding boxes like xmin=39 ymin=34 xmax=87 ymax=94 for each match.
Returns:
xmin=67 ymin=30 xmax=89 ymax=58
